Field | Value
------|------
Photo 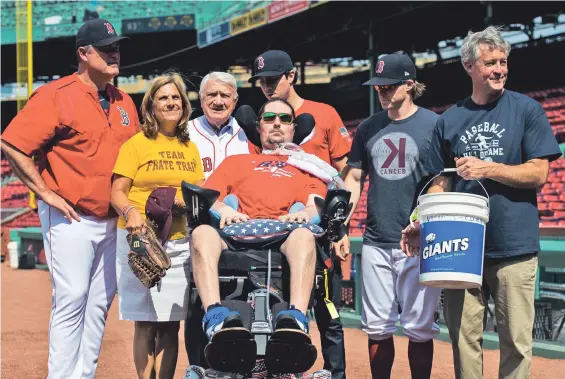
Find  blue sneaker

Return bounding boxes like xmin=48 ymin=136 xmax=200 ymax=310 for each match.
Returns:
xmin=273 ymin=306 xmax=310 ymax=334
xmin=202 ymin=304 xmax=243 ymax=340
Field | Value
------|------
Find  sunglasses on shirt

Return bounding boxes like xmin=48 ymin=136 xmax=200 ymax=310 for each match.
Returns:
xmin=374 ymin=80 xmax=407 ymax=92
xmin=261 ymin=112 xmax=294 ymax=124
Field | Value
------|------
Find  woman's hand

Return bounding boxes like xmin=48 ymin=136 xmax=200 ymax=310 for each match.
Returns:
xmin=125 ymin=208 xmax=146 ymax=235
xmin=172 ymin=196 xmax=187 ymax=217
xmin=278 ymin=210 xmax=310 ymax=224
xmin=174 ymin=196 xmax=186 ymax=208
xmin=218 ymin=206 xmax=249 ymax=229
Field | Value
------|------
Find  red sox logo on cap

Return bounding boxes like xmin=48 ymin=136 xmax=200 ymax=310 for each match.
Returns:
xmin=258 ymin=56 xmax=265 ymax=70
xmin=104 ymin=22 xmax=115 ymax=34
xmin=376 ymin=60 xmax=385 ymax=74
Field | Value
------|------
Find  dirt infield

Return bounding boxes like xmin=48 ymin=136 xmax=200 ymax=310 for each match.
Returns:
xmin=2 ymin=263 xmax=563 ymax=378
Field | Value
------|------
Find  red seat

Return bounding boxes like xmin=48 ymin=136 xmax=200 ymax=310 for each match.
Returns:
xmin=349 ymin=227 xmax=364 ymax=237
xmin=549 ymin=202 xmax=565 ymax=210
xmin=554 ymin=210 xmax=565 ymax=219
xmin=547 ymin=175 xmax=559 ymax=183
xmin=541 ymin=186 xmax=556 ymax=194
xmin=538 ymin=203 xmax=549 ymax=211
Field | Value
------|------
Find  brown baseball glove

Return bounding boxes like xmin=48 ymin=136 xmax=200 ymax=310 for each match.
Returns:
xmin=126 ymin=226 xmax=171 ymax=288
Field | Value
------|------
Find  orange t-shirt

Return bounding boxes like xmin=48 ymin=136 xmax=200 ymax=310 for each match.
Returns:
xmin=203 ymin=154 xmax=326 ymax=219
xmin=295 ymin=100 xmax=352 ymax=165
xmin=1 ymin=73 xmax=140 ymax=218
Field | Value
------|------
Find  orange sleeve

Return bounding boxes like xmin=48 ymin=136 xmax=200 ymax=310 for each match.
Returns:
xmin=202 ymin=156 xmax=237 ymax=200
xmin=296 ymin=174 xmax=327 ymax=205
xmin=326 ymin=106 xmax=352 ymax=161
xmin=1 ymin=88 xmax=59 ymax=156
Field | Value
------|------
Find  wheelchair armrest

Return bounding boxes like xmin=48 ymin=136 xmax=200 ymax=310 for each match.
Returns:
xmin=317 ymin=189 xmax=352 ymax=242
xmin=181 ymin=181 xmax=220 ymax=229
xmin=208 ymin=194 xmax=239 ymax=227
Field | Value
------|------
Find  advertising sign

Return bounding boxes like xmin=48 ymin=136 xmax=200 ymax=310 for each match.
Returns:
xmin=268 ymin=1 xmax=309 ymax=23
xmin=122 ymin=14 xmax=195 ymax=35
xmin=230 ymin=7 xmax=267 ymax=36
xmin=198 ymin=21 xmax=230 ymax=48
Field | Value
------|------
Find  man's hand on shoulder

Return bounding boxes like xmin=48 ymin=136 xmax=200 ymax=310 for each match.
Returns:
xmin=218 ymin=206 xmax=249 ymax=229
xmin=455 ymin=156 xmax=496 ymax=180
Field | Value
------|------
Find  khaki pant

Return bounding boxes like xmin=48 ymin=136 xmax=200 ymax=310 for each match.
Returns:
xmin=444 ymin=254 xmax=538 ymax=379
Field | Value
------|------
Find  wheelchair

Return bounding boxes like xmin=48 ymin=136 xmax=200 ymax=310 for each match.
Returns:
xmin=181 ymin=181 xmax=351 ymax=378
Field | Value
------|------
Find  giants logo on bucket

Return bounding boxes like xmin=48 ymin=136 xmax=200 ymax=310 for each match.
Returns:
xmin=422 ymin=237 xmax=470 ymax=260
xmin=419 ymin=220 xmax=484 ymax=276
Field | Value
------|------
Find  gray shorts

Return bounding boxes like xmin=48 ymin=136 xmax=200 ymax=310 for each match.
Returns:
xmin=360 ymin=244 xmax=442 ymax=342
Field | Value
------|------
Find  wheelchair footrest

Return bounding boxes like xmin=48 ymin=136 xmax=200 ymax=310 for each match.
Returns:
xmin=265 ymin=329 xmax=317 ymax=374
xmin=205 ymin=328 xmax=257 ymax=375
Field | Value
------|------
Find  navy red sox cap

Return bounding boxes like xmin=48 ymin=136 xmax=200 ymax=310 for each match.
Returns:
xmin=248 ymin=50 xmax=294 ymax=83
xmin=363 ymin=53 xmax=417 ymax=86
xmin=76 ymin=18 xmax=129 ymax=49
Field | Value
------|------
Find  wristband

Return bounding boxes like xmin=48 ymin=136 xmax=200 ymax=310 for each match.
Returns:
xmin=122 ymin=205 xmax=136 ymax=220
xmin=409 ymin=207 xmax=419 ymax=225
xmin=121 ymin=204 xmax=131 ymax=216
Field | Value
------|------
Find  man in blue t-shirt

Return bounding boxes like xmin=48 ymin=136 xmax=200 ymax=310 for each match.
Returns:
xmin=400 ymin=26 xmax=562 ymax=379
xmin=336 ymin=53 xmax=442 ymax=379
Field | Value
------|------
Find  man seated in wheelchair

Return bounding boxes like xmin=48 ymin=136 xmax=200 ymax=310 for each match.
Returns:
xmin=186 ymin=98 xmax=348 ymax=375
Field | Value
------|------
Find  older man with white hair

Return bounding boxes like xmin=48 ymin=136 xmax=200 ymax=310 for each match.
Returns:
xmin=185 ymin=71 xmax=253 ymax=365
xmin=187 ymin=71 xmax=252 ymax=179
xmin=400 ymin=26 xmax=561 ymax=379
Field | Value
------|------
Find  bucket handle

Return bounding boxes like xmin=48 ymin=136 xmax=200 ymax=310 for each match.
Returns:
xmin=417 ymin=168 xmax=490 ymax=204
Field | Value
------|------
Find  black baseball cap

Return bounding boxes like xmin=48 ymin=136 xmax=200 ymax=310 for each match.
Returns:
xmin=76 ymin=19 xmax=129 ymax=49
xmin=248 ymin=50 xmax=294 ymax=83
xmin=363 ymin=53 xmax=417 ymax=86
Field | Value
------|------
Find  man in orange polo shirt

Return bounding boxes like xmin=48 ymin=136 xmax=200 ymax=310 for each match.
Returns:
xmin=248 ymin=50 xmax=351 ymax=379
xmin=1 ymin=19 xmax=138 ymax=379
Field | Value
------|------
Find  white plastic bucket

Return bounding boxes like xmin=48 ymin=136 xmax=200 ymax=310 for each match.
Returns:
xmin=8 ymin=241 xmax=19 ymax=269
xmin=417 ymin=175 xmax=490 ymax=289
